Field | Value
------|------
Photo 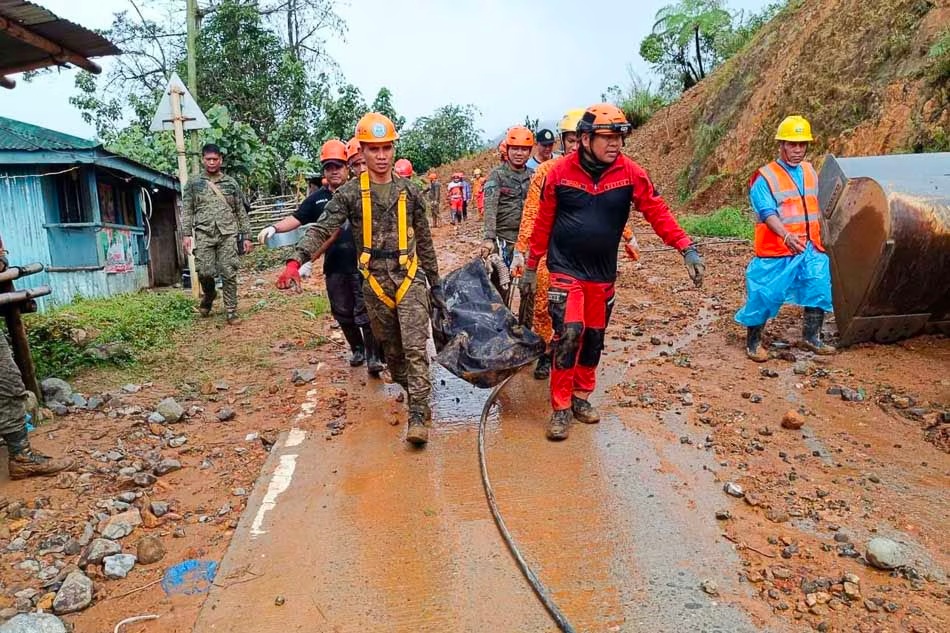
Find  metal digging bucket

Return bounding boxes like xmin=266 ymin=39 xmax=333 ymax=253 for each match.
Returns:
xmin=818 ymin=153 xmax=950 ymax=346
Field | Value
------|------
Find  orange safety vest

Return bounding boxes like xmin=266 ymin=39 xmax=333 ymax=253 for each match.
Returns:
xmin=753 ymin=160 xmax=825 ymax=257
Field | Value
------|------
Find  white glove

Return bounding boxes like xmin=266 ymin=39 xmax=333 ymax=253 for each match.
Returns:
xmin=299 ymin=261 xmax=314 ymax=278
xmin=510 ymin=251 xmax=525 ymax=277
xmin=257 ymin=225 xmax=276 ymax=245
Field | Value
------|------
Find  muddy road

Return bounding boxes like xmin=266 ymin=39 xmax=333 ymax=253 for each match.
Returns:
xmin=1 ymin=218 xmax=947 ymax=633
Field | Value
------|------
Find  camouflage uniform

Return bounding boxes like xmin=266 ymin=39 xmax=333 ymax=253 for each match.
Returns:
xmin=483 ymin=162 xmax=533 ymax=300
xmin=427 ymin=180 xmax=442 ymax=226
xmin=293 ymin=176 xmax=440 ymax=419
xmin=182 ymin=172 xmax=250 ymax=314
xmin=0 ymin=255 xmax=27 ymax=437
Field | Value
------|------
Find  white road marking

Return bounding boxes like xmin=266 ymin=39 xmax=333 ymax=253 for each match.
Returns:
xmin=250 ymin=454 xmax=297 ymax=538
xmin=285 ymin=428 xmax=307 ymax=447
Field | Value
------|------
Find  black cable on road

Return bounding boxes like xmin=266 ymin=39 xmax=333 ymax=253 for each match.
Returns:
xmin=478 ymin=375 xmax=577 ymax=633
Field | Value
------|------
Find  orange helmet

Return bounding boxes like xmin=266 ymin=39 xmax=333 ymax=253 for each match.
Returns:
xmin=394 ymin=158 xmax=413 ymax=178
xmin=319 ymin=139 xmax=347 ymax=164
xmin=355 ymin=112 xmax=399 ymax=143
xmin=498 ymin=141 xmax=508 ymax=162
xmin=345 ymin=138 xmax=361 ymax=161
xmin=577 ymin=103 xmax=632 ymax=136
xmin=505 ymin=126 xmax=534 ymax=148
xmin=427 ymin=171 xmax=437 ymax=181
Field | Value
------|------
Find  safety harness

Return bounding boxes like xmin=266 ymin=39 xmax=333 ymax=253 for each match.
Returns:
xmin=358 ymin=171 xmax=418 ymax=309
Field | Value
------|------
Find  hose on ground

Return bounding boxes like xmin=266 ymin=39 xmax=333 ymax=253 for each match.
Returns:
xmin=478 ymin=375 xmax=577 ymax=633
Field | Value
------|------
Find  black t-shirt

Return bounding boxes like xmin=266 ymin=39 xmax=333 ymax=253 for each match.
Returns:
xmin=293 ymin=187 xmax=358 ymax=275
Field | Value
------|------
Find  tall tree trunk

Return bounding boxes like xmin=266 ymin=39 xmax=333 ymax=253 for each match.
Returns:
xmin=694 ymin=25 xmax=705 ymax=78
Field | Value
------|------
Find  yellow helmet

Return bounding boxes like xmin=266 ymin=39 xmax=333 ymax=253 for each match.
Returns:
xmin=559 ymin=108 xmax=586 ymax=133
xmin=775 ymin=115 xmax=813 ymax=142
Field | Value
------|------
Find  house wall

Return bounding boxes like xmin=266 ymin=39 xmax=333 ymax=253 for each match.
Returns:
xmin=0 ymin=166 xmax=54 ymax=298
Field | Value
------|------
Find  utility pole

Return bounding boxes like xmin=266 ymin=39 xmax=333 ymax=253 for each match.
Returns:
xmin=186 ymin=0 xmax=200 ymax=175
xmin=170 ymin=87 xmax=201 ymax=300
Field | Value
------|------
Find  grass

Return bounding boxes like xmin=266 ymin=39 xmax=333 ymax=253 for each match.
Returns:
xmin=22 ymin=291 xmax=195 ymax=380
xmin=679 ymin=206 xmax=755 ymax=241
xmin=927 ymin=28 xmax=950 ymax=83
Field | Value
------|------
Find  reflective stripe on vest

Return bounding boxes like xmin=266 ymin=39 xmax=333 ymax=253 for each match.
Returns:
xmin=753 ymin=160 xmax=825 ymax=257
xmin=358 ymin=171 xmax=418 ymax=310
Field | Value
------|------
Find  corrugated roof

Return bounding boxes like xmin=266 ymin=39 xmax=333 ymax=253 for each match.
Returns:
xmin=0 ymin=0 xmax=120 ymax=74
xmin=0 ymin=115 xmax=99 ymax=151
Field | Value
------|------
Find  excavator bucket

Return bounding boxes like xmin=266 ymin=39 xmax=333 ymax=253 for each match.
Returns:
xmin=818 ymin=153 xmax=950 ymax=346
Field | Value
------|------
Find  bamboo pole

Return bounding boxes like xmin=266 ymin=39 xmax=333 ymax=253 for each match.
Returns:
xmin=171 ymin=88 xmax=200 ymax=299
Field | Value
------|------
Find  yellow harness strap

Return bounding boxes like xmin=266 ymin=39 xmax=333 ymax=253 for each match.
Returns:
xmin=358 ymin=171 xmax=418 ymax=310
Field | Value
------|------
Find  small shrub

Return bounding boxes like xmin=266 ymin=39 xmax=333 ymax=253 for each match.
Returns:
xmin=23 ymin=291 xmax=194 ymax=379
xmin=927 ymin=28 xmax=950 ymax=83
xmin=679 ymin=206 xmax=755 ymax=240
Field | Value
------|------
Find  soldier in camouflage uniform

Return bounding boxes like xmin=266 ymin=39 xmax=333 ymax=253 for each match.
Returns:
xmin=481 ymin=126 xmax=535 ymax=303
xmin=278 ymin=113 xmax=444 ymax=446
xmin=182 ymin=144 xmax=253 ymax=325
xmin=426 ymin=171 xmax=442 ymax=227
xmin=0 ymin=240 xmax=74 ymax=479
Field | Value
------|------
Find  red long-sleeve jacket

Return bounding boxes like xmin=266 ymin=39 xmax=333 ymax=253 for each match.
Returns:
xmin=527 ymin=152 xmax=692 ymax=282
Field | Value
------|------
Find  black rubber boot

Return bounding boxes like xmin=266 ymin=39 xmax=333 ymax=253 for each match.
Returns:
xmin=746 ymin=325 xmax=768 ymax=362
xmin=198 ymin=279 xmax=216 ymax=317
xmin=800 ymin=308 xmax=836 ymax=355
xmin=362 ymin=326 xmax=384 ymax=377
xmin=4 ymin=428 xmax=74 ymax=480
xmin=340 ymin=324 xmax=366 ymax=366
xmin=533 ymin=352 xmax=552 ymax=380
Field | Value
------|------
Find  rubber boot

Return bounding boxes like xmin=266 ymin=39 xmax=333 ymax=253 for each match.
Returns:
xmin=571 ymin=395 xmax=600 ymax=424
xmin=4 ymin=428 xmax=74 ymax=480
xmin=362 ymin=326 xmax=384 ymax=377
xmin=800 ymin=308 xmax=836 ymax=355
xmin=746 ymin=325 xmax=768 ymax=362
xmin=546 ymin=409 xmax=572 ymax=441
xmin=226 ymin=311 xmax=241 ymax=326
xmin=406 ymin=410 xmax=429 ymax=445
xmin=198 ymin=279 xmax=216 ymax=317
xmin=340 ymin=324 xmax=365 ymax=367
xmin=533 ymin=352 xmax=552 ymax=380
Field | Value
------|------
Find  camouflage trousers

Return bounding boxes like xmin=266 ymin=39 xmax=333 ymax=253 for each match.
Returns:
xmin=194 ymin=228 xmax=240 ymax=312
xmin=0 ymin=333 xmax=27 ymax=436
xmin=363 ymin=274 xmax=432 ymax=418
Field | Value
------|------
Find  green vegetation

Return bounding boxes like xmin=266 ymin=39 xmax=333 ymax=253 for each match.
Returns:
xmin=679 ymin=206 xmax=754 ymax=240
xmin=926 ymin=28 xmax=950 ymax=83
xmin=24 ymin=292 xmax=194 ymax=380
xmin=602 ymin=68 xmax=669 ymax=128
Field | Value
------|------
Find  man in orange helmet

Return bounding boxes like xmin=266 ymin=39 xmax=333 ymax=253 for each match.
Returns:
xmin=525 ymin=104 xmax=705 ymax=441
xmin=346 ymin=138 xmax=366 ymax=176
xmin=266 ymin=140 xmax=384 ymax=375
xmin=471 ymin=167 xmax=486 ymax=218
xmin=447 ymin=172 xmax=465 ymax=226
xmin=481 ymin=126 xmax=534 ymax=302
xmin=277 ymin=114 xmax=442 ymax=445
xmin=426 ymin=171 xmax=442 ymax=227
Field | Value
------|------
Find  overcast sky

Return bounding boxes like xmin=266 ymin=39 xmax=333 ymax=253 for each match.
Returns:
xmin=1 ymin=0 xmax=771 ymax=141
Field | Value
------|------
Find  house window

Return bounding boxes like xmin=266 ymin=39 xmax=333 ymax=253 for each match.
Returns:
xmin=97 ymin=178 xmax=137 ymax=226
xmin=55 ymin=172 xmax=89 ymax=223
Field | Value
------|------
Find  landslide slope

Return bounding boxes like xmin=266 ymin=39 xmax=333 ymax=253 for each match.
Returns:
xmin=629 ymin=0 xmax=950 ymax=212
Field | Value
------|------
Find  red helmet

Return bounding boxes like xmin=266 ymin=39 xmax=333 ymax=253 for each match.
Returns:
xmin=394 ymin=158 xmax=413 ymax=178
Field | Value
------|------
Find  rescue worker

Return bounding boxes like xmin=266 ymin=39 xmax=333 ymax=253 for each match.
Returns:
xmin=526 ymin=128 xmax=556 ymax=169
xmin=447 ymin=173 xmax=465 ymax=226
xmin=472 ymin=167 xmax=486 ymax=218
xmin=276 ymin=113 xmax=443 ymax=446
xmin=525 ymin=104 xmax=705 ymax=441
xmin=461 ymin=173 xmax=472 ymax=221
xmin=426 ymin=171 xmax=442 ymax=228
xmin=394 ymin=158 xmax=414 ymax=179
xmin=497 ymin=141 xmax=508 ymax=163
xmin=0 ymin=241 xmax=74 ymax=480
xmin=481 ymin=126 xmax=534 ymax=303
xmin=735 ymin=115 xmax=835 ymax=361
xmin=264 ymin=140 xmax=384 ymax=375
xmin=346 ymin=138 xmax=366 ymax=176
xmin=182 ymin=144 xmax=253 ymax=325
xmin=512 ymin=109 xmax=585 ymax=379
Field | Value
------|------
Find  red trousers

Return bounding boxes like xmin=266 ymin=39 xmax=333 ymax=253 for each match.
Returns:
xmin=547 ymin=273 xmax=615 ymax=411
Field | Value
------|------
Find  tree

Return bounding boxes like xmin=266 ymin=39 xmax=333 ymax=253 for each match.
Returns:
xmin=640 ymin=0 xmax=732 ymax=93
xmin=253 ymin=0 xmax=346 ymax=66
xmin=319 ymin=83 xmax=368 ymax=140
xmin=371 ymin=87 xmax=405 ymax=131
xmin=523 ymin=115 xmax=540 ymax=132
xmin=399 ymin=105 xmax=483 ymax=174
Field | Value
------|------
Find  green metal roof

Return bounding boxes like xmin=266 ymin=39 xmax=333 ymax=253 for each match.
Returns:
xmin=0 ymin=115 xmax=99 ymax=151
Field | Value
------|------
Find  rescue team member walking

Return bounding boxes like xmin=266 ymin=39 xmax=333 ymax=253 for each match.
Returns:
xmin=526 ymin=128 xmax=556 ymax=169
xmin=447 ymin=173 xmax=465 ymax=225
xmin=736 ymin=115 xmax=835 ymax=361
xmin=182 ymin=144 xmax=253 ymax=325
xmin=512 ymin=108 xmax=585 ymax=379
xmin=266 ymin=140 xmax=384 ymax=375
xmin=277 ymin=113 xmax=443 ymax=446
xmin=426 ymin=171 xmax=442 ymax=227
xmin=0 ymin=241 xmax=73 ymax=480
xmin=472 ymin=168 xmax=486 ymax=217
xmin=525 ymin=104 xmax=705 ymax=441
xmin=346 ymin=138 xmax=366 ymax=176
xmin=481 ymin=126 xmax=534 ymax=302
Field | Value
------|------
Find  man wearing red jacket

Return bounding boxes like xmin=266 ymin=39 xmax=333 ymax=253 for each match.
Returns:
xmin=525 ymin=103 xmax=706 ymax=441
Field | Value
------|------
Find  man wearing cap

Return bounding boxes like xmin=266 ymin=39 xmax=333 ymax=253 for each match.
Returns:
xmin=268 ymin=140 xmax=384 ymax=375
xmin=526 ymin=128 xmax=556 ymax=169
xmin=276 ymin=113 xmax=442 ymax=446
xmin=735 ymin=115 xmax=835 ymax=361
